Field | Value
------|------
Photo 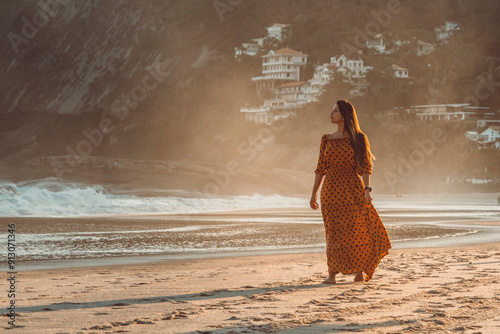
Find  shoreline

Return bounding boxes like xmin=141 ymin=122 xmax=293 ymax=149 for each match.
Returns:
xmin=11 ymin=219 xmax=500 ymax=272
xmin=3 ymin=207 xmax=500 ymax=271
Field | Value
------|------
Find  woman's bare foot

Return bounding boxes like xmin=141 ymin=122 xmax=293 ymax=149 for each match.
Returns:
xmin=354 ymin=272 xmax=364 ymax=282
xmin=322 ymin=276 xmax=336 ymax=284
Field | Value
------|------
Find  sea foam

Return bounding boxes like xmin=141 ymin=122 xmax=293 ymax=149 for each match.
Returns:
xmin=0 ymin=178 xmax=307 ymax=217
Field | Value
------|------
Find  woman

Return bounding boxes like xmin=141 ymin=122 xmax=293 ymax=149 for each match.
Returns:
xmin=310 ymin=100 xmax=391 ymax=283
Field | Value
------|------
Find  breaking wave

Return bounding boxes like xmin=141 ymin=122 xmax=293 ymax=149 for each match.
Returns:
xmin=0 ymin=178 xmax=307 ymax=217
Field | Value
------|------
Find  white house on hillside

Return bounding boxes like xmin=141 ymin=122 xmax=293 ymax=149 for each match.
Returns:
xmin=252 ymin=48 xmax=308 ymax=97
xmin=466 ymin=130 xmax=479 ymax=141
xmin=242 ymin=48 xmax=309 ymax=124
xmin=366 ymin=34 xmax=387 ymax=54
xmin=392 ymin=65 xmax=409 ymax=78
xmin=273 ymin=81 xmax=314 ymax=105
xmin=417 ymin=40 xmax=435 ymax=56
xmin=252 ymin=38 xmax=265 ymax=47
xmin=466 ymin=126 xmax=500 ymax=149
xmin=331 ymin=56 xmax=373 ymax=79
xmin=240 ymin=105 xmax=272 ymax=125
xmin=309 ymin=63 xmax=333 ymax=96
xmin=235 ymin=23 xmax=291 ymax=58
xmin=394 ymin=39 xmax=411 ymax=48
xmin=435 ymin=21 xmax=459 ymax=43
xmin=330 ymin=55 xmax=373 ymax=96
xmin=266 ymin=23 xmax=291 ymax=43
xmin=235 ymin=43 xmax=261 ymax=57
xmin=244 ymin=81 xmax=317 ymax=125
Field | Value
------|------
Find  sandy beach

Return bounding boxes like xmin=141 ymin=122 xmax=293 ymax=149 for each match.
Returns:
xmin=3 ymin=235 xmax=500 ymax=333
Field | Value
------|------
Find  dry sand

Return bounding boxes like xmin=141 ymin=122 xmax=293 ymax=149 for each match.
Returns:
xmin=2 ymin=240 xmax=500 ymax=333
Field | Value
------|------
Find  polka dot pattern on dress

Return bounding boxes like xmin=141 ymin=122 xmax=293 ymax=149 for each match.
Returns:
xmin=315 ymin=134 xmax=391 ymax=282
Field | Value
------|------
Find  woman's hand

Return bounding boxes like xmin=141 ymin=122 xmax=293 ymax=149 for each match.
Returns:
xmin=310 ymin=194 xmax=320 ymax=210
xmin=365 ymin=189 xmax=373 ymax=204
xmin=310 ymin=174 xmax=324 ymax=211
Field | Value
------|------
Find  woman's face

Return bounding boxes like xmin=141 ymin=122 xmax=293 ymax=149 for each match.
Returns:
xmin=330 ymin=104 xmax=343 ymax=124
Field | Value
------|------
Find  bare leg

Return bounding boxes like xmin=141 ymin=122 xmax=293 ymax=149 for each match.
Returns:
xmin=354 ymin=272 xmax=364 ymax=282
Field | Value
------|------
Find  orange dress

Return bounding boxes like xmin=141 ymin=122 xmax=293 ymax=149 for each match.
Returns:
xmin=315 ymin=134 xmax=391 ymax=282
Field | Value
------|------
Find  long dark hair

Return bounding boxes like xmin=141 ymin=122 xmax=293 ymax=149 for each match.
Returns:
xmin=336 ymin=100 xmax=375 ymax=169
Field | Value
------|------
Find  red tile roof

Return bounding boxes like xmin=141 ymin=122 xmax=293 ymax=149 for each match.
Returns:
xmin=392 ymin=64 xmax=409 ymax=71
xmin=273 ymin=48 xmax=307 ymax=56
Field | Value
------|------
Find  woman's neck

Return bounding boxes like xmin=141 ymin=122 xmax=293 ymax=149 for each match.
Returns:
xmin=337 ymin=123 xmax=348 ymax=137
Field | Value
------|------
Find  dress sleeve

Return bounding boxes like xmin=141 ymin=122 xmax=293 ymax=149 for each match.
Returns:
xmin=314 ymin=135 xmax=327 ymax=175
xmin=357 ymin=134 xmax=373 ymax=175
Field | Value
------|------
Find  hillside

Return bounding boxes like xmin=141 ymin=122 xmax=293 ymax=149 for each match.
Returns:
xmin=1 ymin=0 xmax=499 ymax=193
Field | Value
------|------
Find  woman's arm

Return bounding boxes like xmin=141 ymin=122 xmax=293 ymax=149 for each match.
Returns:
xmin=310 ymin=173 xmax=325 ymax=210
xmin=362 ymin=173 xmax=373 ymax=204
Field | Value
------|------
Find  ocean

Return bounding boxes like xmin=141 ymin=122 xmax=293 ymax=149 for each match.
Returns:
xmin=1 ymin=178 xmax=499 ymax=270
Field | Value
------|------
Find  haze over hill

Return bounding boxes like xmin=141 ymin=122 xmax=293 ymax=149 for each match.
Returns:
xmin=1 ymin=0 xmax=499 ymax=195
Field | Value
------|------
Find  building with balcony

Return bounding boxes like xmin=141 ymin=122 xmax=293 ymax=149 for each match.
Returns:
xmin=252 ymin=48 xmax=308 ymax=98
xmin=241 ymin=48 xmax=312 ymax=124
xmin=273 ymin=81 xmax=315 ymax=106
xmin=412 ymin=103 xmax=479 ymax=121
xmin=242 ymin=81 xmax=315 ymax=125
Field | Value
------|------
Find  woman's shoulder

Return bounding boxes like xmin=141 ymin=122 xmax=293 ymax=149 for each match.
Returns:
xmin=322 ymin=133 xmax=334 ymax=142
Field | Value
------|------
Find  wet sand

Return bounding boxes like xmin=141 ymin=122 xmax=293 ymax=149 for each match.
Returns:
xmin=5 ymin=202 xmax=500 ymax=270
